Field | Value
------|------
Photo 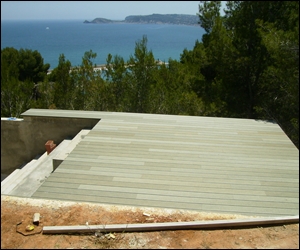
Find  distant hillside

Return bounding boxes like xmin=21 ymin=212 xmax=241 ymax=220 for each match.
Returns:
xmin=83 ymin=18 xmax=122 ymax=24
xmin=125 ymin=14 xmax=198 ymax=25
xmin=84 ymin=14 xmax=199 ymax=26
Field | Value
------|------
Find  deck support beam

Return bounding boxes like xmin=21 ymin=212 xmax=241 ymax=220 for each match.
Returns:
xmin=43 ymin=215 xmax=299 ymax=234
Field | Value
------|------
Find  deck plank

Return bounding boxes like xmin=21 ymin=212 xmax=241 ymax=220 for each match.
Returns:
xmin=25 ymin=110 xmax=299 ymax=217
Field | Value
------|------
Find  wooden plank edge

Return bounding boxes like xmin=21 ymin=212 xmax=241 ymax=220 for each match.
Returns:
xmin=43 ymin=215 xmax=299 ymax=234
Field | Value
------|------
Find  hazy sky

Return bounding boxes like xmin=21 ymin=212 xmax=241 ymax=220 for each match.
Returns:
xmin=1 ymin=1 xmax=208 ymax=21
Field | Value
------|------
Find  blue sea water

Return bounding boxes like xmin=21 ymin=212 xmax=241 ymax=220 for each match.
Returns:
xmin=1 ymin=19 xmax=205 ymax=69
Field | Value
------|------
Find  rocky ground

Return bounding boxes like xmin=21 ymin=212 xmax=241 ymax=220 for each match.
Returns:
xmin=1 ymin=196 xmax=298 ymax=249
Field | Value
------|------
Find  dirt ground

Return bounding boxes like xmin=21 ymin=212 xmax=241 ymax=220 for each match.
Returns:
xmin=1 ymin=195 xmax=299 ymax=249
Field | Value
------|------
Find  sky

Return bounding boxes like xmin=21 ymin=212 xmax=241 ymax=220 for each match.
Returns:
xmin=1 ymin=1 xmax=209 ymax=21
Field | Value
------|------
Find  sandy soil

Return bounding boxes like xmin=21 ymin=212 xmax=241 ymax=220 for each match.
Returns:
xmin=1 ymin=195 xmax=298 ymax=249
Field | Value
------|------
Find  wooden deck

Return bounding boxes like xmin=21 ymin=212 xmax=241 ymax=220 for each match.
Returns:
xmin=23 ymin=109 xmax=299 ymax=217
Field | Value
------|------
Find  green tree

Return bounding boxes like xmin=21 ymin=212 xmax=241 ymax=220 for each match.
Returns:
xmin=197 ymin=1 xmax=221 ymax=33
xmin=18 ymin=48 xmax=50 ymax=100
xmin=92 ymin=75 xmax=112 ymax=111
xmin=1 ymin=47 xmax=42 ymax=117
xmin=34 ymin=79 xmax=54 ymax=109
xmin=104 ymin=53 xmax=130 ymax=111
xmin=49 ymin=54 xmax=73 ymax=109
xmin=180 ymin=39 xmax=227 ymax=117
xmin=148 ymin=62 xmax=171 ymax=114
xmin=194 ymin=1 xmax=299 ymax=146
xmin=71 ymin=50 xmax=98 ymax=110
xmin=127 ymin=35 xmax=157 ymax=113
xmin=18 ymin=48 xmax=50 ymax=83
xmin=255 ymin=2 xmax=299 ymax=147
xmin=1 ymin=47 xmax=19 ymax=79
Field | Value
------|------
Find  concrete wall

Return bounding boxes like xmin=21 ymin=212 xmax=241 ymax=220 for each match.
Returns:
xmin=1 ymin=116 xmax=100 ymax=175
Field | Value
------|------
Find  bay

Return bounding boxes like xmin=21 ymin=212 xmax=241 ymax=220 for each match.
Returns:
xmin=1 ymin=19 xmax=204 ymax=69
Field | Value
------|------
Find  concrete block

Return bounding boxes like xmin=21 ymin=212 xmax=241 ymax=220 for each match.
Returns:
xmin=33 ymin=213 xmax=40 ymax=225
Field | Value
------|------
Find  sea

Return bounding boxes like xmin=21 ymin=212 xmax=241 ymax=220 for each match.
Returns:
xmin=1 ymin=19 xmax=205 ymax=70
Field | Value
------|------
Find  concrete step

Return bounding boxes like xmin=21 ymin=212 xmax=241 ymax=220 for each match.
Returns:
xmin=1 ymin=169 xmax=20 ymax=190
xmin=20 ymin=159 xmax=38 ymax=171
xmin=2 ymin=139 xmax=72 ymax=196
xmin=1 ymin=158 xmax=44 ymax=194
xmin=1 ymin=174 xmax=8 ymax=182
xmin=1 ymin=159 xmax=39 ymax=194
xmin=53 ymin=129 xmax=90 ymax=171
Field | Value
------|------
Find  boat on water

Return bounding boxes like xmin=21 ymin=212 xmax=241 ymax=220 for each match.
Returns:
xmin=46 ymin=27 xmax=49 ymax=29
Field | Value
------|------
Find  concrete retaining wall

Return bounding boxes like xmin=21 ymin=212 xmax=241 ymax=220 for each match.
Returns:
xmin=1 ymin=116 xmax=99 ymax=175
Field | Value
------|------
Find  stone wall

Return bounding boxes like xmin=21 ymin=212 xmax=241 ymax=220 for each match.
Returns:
xmin=1 ymin=116 xmax=99 ymax=175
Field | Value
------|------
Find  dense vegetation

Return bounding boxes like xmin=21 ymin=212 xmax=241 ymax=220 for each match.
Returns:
xmin=1 ymin=1 xmax=298 ymax=148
